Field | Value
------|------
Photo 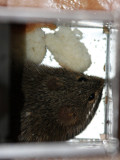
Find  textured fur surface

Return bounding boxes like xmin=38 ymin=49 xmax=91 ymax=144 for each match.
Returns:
xmin=19 ymin=62 xmax=104 ymax=142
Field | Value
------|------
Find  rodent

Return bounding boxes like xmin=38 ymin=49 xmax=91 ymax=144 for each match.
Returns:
xmin=19 ymin=62 xmax=104 ymax=142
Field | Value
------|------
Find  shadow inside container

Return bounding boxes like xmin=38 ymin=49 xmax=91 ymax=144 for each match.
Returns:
xmin=9 ymin=24 xmax=26 ymax=142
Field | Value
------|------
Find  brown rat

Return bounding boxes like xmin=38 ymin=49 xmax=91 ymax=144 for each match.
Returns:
xmin=19 ymin=62 xmax=104 ymax=142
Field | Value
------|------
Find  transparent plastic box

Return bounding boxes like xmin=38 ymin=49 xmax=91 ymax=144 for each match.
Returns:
xmin=0 ymin=7 xmax=119 ymax=159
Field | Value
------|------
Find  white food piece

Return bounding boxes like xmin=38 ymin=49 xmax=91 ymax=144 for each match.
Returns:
xmin=25 ymin=28 xmax=46 ymax=64
xmin=12 ymin=28 xmax=46 ymax=64
xmin=45 ymin=27 xmax=91 ymax=72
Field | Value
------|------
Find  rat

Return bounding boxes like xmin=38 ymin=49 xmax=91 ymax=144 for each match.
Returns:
xmin=19 ymin=62 xmax=104 ymax=142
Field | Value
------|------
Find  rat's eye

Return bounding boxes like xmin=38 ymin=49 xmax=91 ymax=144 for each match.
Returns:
xmin=78 ymin=77 xmax=88 ymax=82
xmin=88 ymin=93 xmax=95 ymax=101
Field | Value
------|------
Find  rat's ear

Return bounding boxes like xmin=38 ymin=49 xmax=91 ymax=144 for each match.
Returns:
xmin=46 ymin=77 xmax=63 ymax=91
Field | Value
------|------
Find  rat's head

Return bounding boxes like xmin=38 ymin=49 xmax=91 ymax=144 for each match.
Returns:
xmin=43 ymin=69 xmax=104 ymax=128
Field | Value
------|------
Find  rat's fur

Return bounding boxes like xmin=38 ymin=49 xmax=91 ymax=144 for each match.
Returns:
xmin=19 ymin=62 xmax=104 ymax=142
